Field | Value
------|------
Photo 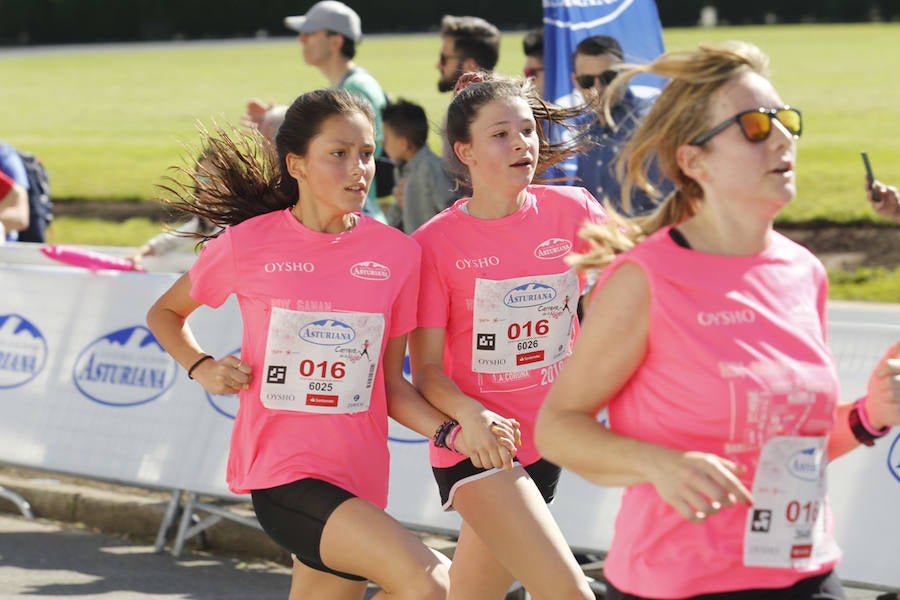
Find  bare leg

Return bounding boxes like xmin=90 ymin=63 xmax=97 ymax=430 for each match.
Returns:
xmin=287 ymin=556 xmax=368 ymax=600
xmin=319 ymin=497 xmax=450 ymax=599
xmin=447 ymin=520 xmax=516 ymax=600
xmin=451 ymin=466 xmax=592 ymax=600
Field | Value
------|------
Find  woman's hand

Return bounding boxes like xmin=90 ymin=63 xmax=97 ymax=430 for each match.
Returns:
xmin=192 ymin=355 xmax=253 ymax=395
xmin=454 ymin=405 xmax=520 ymax=471
xmin=863 ymin=341 xmax=900 ymax=430
xmin=868 ymin=178 xmax=900 ymax=223
xmin=645 ymin=448 xmax=753 ymax=524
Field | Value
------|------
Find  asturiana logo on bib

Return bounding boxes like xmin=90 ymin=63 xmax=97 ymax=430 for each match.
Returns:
xmin=786 ymin=447 xmax=821 ymax=482
xmin=351 ymin=261 xmax=390 ymax=281
xmin=73 ymin=326 xmax=177 ymax=407
xmin=697 ymin=309 xmax=757 ymax=327
xmin=503 ymin=282 xmax=557 ymax=308
xmin=299 ymin=319 xmax=356 ymax=346
xmin=0 ymin=314 xmax=48 ymax=389
xmin=534 ymin=238 xmax=573 ymax=260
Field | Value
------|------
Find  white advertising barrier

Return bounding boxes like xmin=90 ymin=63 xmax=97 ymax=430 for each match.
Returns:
xmin=1 ymin=244 xmax=899 ymax=587
xmin=819 ymin=302 xmax=900 ymax=588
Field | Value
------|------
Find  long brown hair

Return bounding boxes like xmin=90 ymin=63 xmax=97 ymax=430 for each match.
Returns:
xmin=157 ymin=89 xmax=376 ymax=246
xmin=444 ymin=71 xmax=593 ymax=188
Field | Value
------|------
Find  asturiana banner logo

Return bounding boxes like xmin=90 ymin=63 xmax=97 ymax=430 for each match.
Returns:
xmin=0 ymin=313 xmax=48 ymax=389
xmin=503 ymin=282 xmax=557 ymax=308
xmin=73 ymin=326 xmax=177 ymax=406
xmin=888 ymin=433 xmax=900 ymax=484
xmin=299 ymin=319 xmax=356 ymax=346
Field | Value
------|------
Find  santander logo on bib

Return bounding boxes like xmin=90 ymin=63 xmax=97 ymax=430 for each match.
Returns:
xmin=534 ymin=238 xmax=573 ymax=260
xmin=351 ymin=261 xmax=390 ymax=281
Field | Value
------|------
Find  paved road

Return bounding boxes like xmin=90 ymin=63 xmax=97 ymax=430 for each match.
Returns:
xmin=1 ymin=513 xmax=897 ymax=600
xmin=0 ymin=513 xmax=295 ymax=599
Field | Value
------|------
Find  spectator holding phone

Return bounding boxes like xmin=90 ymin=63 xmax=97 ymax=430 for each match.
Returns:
xmin=866 ymin=178 xmax=900 ymax=223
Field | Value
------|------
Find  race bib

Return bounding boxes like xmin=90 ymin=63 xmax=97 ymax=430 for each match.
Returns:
xmin=471 ymin=270 xmax=579 ymax=374
xmin=260 ymin=307 xmax=384 ymax=414
xmin=743 ymin=436 xmax=839 ymax=568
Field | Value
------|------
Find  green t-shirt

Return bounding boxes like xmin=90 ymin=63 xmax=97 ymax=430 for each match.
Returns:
xmin=340 ymin=67 xmax=387 ymax=220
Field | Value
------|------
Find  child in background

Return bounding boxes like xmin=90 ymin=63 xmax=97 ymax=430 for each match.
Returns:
xmin=382 ymin=99 xmax=458 ymax=233
xmin=128 ymin=150 xmax=220 ymax=268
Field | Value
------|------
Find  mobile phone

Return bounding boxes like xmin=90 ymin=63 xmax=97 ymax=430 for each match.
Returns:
xmin=862 ymin=151 xmax=879 ymax=200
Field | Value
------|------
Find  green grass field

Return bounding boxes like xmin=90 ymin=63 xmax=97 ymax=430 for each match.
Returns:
xmin=1 ymin=24 xmax=899 ymax=217
xmin=2 ymin=24 xmax=900 ymax=301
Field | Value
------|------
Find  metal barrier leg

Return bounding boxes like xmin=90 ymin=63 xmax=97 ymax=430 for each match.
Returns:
xmin=0 ymin=485 xmax=33 ymax=519
xmin=171 ymin=491 xmax=198 ymax=557
xmin=153 ymin=489 xmax=183 ymax=553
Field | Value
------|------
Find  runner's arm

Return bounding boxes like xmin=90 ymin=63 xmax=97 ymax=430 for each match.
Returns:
xmin=146 ymin=272 xmax=250 ymax=394
xmin=409 ymin=326 xmax=518 ymax=469
xmin=535 ymin=263 xmax=752 ymax=522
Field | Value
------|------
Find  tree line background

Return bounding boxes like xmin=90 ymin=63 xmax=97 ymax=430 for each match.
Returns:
xmin=1 ymin=0 xmax=898 ymax=45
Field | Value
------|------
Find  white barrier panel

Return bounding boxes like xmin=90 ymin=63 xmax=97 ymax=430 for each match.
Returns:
xmin=820 ymin=303 xmax=900 ymax=588
xmin=1 ymin=245 xmax=898 ymax=587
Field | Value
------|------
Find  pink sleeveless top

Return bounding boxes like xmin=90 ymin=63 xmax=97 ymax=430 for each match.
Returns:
xmin=600 ymin=227 xmax=840 ymax=597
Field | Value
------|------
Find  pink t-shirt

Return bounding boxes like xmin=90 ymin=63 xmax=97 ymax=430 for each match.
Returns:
xmin=599 ymin=227 xmax=840 ymax=597
xmin=414 ymin=185 xmax=607 ymax=468
xmin=189 ymin=209 xmax=420 ymax=507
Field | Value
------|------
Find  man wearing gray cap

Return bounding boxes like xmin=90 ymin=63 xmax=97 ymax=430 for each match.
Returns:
xmin=246 ymin=1 xmax=388 ymax=222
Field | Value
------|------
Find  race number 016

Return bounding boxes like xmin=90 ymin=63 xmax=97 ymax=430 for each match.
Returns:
xmin=299 ymin=359 xmax=346 ymax=379
xmin=507 ymin=319 xmax=549 ymax=340
xmin=785 ymin=500 xmax=820 ymax=524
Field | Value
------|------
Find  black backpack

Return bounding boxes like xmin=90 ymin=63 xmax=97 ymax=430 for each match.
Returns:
xmin=16 ymin=150 xmax=52 ymax=243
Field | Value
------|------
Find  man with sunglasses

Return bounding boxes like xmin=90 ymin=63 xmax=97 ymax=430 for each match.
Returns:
xmin=559 ymin=35 xmax=672 ymax=216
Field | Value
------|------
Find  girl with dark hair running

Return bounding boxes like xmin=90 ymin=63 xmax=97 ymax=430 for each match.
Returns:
xmin=147 ymin=88 xmax=518 ymax=600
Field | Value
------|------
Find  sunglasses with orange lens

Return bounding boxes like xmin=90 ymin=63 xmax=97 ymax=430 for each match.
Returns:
xmin=691 ymin=107 xmax=802 ymax=146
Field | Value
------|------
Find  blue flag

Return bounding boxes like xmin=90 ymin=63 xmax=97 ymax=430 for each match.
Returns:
xmin=543 ymin=0 xmax=666 ymax=104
